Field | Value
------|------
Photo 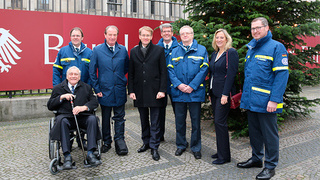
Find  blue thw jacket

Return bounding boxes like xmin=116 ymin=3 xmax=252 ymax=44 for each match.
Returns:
xmin=53 ymin=42 xmax=92 ymax=86
xmin=89 ymin=41 xmax=129 ymax=107
xmin=167 ymin=39 xmax=209 ymax=102
xmin=157 ymin=36 xmax=179 ymax=95
xmin=240 ymin=31 xmax=289 ymax=113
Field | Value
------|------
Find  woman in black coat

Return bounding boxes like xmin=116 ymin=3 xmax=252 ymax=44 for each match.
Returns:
xmin=209 ymin=29 xmax=239 ymax=165
xmin=128 ymin=26 xmax=167 ymax=161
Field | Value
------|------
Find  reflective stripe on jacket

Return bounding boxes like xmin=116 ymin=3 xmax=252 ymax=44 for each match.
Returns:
xmin=240 ymin=31 xmax=289 ymax=113
xmin=52 ymin=42 xmax=92 ymax=86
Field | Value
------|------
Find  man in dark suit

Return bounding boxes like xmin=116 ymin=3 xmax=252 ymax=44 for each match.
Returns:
xmin=48 ymin=66 xmax=101 ymax=169
xmin=128 ymin=26 xmax=167 ymax=161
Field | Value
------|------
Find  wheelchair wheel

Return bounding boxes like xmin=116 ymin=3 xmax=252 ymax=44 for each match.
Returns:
xmin=49 ymin=118 xmax=55 ymax=159
xmin=49 ymin=158 xmax=59 ymax=175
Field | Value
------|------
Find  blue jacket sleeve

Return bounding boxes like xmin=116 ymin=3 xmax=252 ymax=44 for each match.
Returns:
xmin=270 ymin=44 xmax=289 ymax=103
xmin=52 ymin=51 xmax=63 ymax=86
xmin=222 ymin=49 xmax=239 ymax=96
xmin=89 ymin=49 xmax=101 ymax=94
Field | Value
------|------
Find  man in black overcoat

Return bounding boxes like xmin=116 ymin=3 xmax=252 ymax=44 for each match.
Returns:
xmin=48 ymin=66 xmax=101 ymax=169
xmin=128 ymin=26 xmax=167 ymax=161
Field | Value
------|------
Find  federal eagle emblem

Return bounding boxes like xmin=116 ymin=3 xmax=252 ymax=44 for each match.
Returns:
xmin=0 ymin=28 xmax=22 ymax=73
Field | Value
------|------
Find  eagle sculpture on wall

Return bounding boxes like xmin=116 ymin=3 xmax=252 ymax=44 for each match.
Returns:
xmin=0 ymin=28 xmax=22 ymax=73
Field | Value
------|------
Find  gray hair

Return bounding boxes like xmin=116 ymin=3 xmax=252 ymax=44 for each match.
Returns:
xmin=67 ymin=66 xmax=81 ymax=76
xmin=252 ymin=17 xmax=269 ymax=26
xmin=105 ymin=25 xmax=119 ymax=35
xmin=160 ymin=23 xmax=173 ymax=32
xmin=179 ymin=25 xmax=194 ymax=35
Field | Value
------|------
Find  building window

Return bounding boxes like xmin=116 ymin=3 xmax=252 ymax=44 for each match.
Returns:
xmin=38 ymin=0 xmax=49 ymax=10
xmin=11 ymin=0 xmax=22 ymax=9
xmin=151 ymin=0 xmax=155 ymax=14
xmin=108 ymin=0 xmax=117 ymax=11
xmin=132 ymin=0 xmax=137 ymax=13
xmin=86 ymin=0 xmax=95 ymax=9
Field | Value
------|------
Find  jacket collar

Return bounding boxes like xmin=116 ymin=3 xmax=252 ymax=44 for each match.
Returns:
xmin=69 ymin=42 xmax=87 ymax=56
xmin=247 ymin=31 xmax=272 ymax=50
xmin=178 ymin=39 xmax=198 ymax=52
xmin=104 ymin=39 xmax=120 ymax=55
xmin=136 ymin=41 xmax=154 ymax=62
xmin=157 ymin=36 xmax=179 ymax=49
xmin=62 ymin=79 xmax=83 ymax=93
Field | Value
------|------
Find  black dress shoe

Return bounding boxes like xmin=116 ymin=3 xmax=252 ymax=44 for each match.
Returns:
xmin=78 ymin=141 xmax=87 ymax=151
xmin=101 ymin=144 xmax=111 ymax=153
xmin=115 ymin=139 xmax=128 ymax=156
xmin=237 ymin=158 xmax=263 ymax=168
xmin=137 ymin=144 xmax=150 ymax=153
xmin=63 ymin=156 xmax=73 ymax=170
xmin=211 ymin=153 xmax=218 ymax=159
xmin=175 ymin=148 xmax=186 ymax=156
xmin=151 ymin=149 xmax=160 ymax=161
xmin=86 ymin=153 xmax=102 ymax=166
xmin=256 ymin=168 xmax=275 ymax=180
xmin=193 ymin=151 xmax=201 ymax=159
xmin=212 ymin=158 xmax=231 ymax=165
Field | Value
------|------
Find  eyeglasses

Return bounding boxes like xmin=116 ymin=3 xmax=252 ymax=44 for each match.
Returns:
xmin=140 ymin=34 xmax=151 ymax=37
xmin=180 ymin=32 xmax=193 ymax=36
xmin=251 ymin=25 xmax=266 ymax=32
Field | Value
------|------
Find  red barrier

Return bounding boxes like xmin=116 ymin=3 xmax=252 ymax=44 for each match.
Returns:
xmin=0 ymin=9 xmax=168 ymax=91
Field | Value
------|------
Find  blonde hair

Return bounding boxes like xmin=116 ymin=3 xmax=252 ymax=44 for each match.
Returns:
xmin=139 ymin=26 xmax=154 ymax=35
xmin=212 ymin=29 xmax=233 ymax=52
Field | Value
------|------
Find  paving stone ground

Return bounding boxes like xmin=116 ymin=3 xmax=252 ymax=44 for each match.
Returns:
xmin=0 ymin=85 xmax=319 ymax=179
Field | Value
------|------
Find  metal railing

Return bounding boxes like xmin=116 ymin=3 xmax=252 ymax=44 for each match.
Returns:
xmin=0 ymin=89 xmax=52 ymax=98
xmin=1 ymin=0 xmax=188 ymax=20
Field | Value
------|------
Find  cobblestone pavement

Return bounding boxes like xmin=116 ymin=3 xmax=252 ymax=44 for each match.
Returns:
xmin=0 ymin=86 xmax=319 ymax=179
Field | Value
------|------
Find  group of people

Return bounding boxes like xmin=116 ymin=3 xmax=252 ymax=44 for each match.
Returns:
xmin=48 ymin=17 xmax=289 ymax=180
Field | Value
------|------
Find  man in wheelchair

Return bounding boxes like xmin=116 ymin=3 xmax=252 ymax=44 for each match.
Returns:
xmin=48 ymin=66 xmax=102 ymax=169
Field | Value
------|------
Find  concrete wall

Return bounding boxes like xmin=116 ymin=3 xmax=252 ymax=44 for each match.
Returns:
xmin=0 ymin=95 xmax=137 ymax=122
xmin=0 ymin=96 xmax=53 ymax=121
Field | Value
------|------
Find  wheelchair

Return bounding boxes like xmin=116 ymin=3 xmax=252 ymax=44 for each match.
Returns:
xmin=48 ymin=112 xmax=102 ymax=175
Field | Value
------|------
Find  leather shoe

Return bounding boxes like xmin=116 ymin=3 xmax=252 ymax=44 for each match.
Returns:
xmin=212 ymin=158 xmax=231 ymax=165
xmin=256 ymin=168 xmax=275 ymax=180
xmin=175 ymin=148 xmax=186 ymax=156
xmin=151 ymin=149 xmax=160 ymax=161
xmin=115 ymin=139 xmax=128 ymax=156
xmin=211 ymin=153 xmax=218 ymax=159
xmin=137 ymin=144 xmax=150 ymax=153
xmin=193 ymin=151 xmax=201 ymax=159
xmin=237 ymin=158 xmax=263 ymax=168
xmin=86 ymin=153 xmax=102 ymax=166
xmin=101 ymin=144 xmax=111 ymax=153
xmin=63 ymin=155 xmax=72 ymax=170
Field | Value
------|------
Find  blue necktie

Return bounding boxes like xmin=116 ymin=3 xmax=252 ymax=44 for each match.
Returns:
xmin=110 ymin=46 xmax=114 ymax=53
xmin=166 ymin=45 xmax=169 ymax=50
xmin=71 ymin=86 xmax=74 ymax=94
xmin=76 ymin=48 xmax=79 ymax=53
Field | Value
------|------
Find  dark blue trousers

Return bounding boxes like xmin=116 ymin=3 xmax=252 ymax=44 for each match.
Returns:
xmin=159 ymin=94 xmax=175 ymax=139
xmin=175 ymin=102 xmax=201 ymax=152
xmin=61 ymin=115 xmax=98 ymax=154
xmin=101 ymin=105 xmax=125 ymax=145
xmin=247 ymin=110 xmax=279 ymax=169
xmin=211 ymin=95 xmax=231 ymax=161
xmin=138 ymin=107 xmax=161 ymax=150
